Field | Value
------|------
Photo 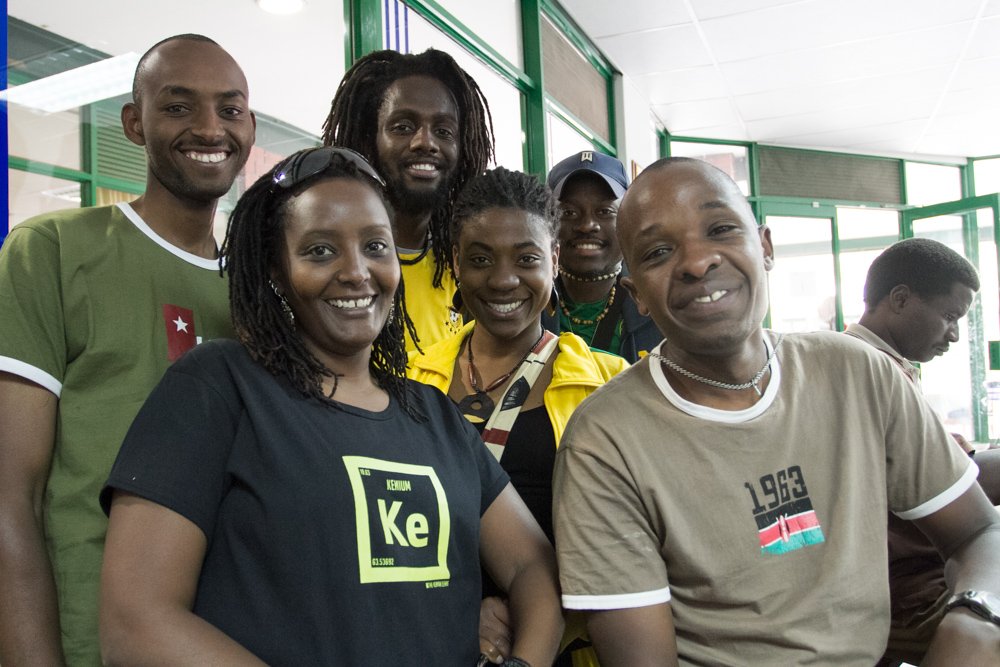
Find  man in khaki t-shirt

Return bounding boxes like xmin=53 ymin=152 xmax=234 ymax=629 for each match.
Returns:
xmin=553 ymin=158 xmax=1000 ymax=666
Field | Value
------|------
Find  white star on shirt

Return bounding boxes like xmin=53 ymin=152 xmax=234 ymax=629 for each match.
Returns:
xmin=173 ymin=316 xmax=189 ymax=333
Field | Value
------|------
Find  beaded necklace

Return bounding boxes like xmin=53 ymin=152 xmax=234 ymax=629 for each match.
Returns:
xmin=560 ymin=284 xmax=617 ymax=326
xmin=558 ymin=262 xmax=622 ymax=283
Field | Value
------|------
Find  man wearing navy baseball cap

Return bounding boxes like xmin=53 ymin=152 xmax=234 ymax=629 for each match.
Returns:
xmin=546 ymin=151 xmax=660 ymax=362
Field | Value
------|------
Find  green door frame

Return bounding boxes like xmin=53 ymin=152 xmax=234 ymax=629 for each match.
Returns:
xmin=757 ymin=200 xmax=843 ymax=331
xmin=345 ymin=0 xmax=384 ymax=65
xmin=900 ymin=193 xmax=1000 ymax=443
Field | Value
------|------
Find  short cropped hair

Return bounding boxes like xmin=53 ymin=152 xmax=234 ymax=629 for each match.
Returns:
xmin=132 ymin=34 xmax=220 ymax=105
xmin=864 ymin=237 xmax=980 ymax=306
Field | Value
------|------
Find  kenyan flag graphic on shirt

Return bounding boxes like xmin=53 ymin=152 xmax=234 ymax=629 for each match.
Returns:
xmin=755 ymin=497 xmax=826 ymax=555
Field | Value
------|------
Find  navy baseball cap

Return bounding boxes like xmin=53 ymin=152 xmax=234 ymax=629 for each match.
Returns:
xmin=547 ymin=150 xmax=628 ymax=200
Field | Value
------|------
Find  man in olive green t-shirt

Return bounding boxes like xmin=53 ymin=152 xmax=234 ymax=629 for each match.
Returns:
xmin=0 ymin=34 xmax=255 ymax=666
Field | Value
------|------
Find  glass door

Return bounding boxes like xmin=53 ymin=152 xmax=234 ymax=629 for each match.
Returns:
xmin=901 ymin=194 xmax=1000 ymax=443
xmin=760 ymin=202 xmax=840 ymax=332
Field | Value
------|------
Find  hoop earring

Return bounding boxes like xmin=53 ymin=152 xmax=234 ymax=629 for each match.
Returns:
xmin=270 ymin=280 xmax=295 ymax=329
xmin=451 ymin=282 xmax=464 ymax=314
xmin=548 ymin=284 xmax=559 ymax=317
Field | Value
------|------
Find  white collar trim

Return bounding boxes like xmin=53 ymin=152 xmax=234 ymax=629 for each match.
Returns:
xmin=117 ymin=202 xmax=221 ymax=270
xmin=648 ymin=333 xmax=781 ymax=423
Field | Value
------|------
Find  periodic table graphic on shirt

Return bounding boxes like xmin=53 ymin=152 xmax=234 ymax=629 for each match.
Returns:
xmin=343 ymin=455 xmax=452 ymax=585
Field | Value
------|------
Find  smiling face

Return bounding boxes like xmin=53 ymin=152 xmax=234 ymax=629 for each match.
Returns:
xmin=123 ymin=39 xmax=255 ymax=205
xmin=557 ymin=172 xmax=622 ymax=278
xmin=273 ymin=177 xmax=399 ymax=371
xmin=890 ymin=281 xmax=975 ymax=363
xmin=453 ymin=207 xmax=558 ymax=348
xmin=375 ymin=75 xmax=460 ymax=216
xmin=619 ymin=161 xmax=773 ymax=359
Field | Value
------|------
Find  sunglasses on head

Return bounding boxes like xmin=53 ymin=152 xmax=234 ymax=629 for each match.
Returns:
xmin=272 ymin=146 xmax=386 ymax=190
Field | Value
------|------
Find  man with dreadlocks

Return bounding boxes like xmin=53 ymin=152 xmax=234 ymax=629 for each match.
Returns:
xmin=322 ymin=48 xmax=495 ymax=350
xmin=0 ymin=35 xmax=255 ymax=665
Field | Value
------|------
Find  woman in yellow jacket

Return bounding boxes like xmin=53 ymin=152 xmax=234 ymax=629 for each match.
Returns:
xmin=408 ymin=321 xmax=624 ymax=457
xmin=408 ymin=167 xmax=627 ymax=667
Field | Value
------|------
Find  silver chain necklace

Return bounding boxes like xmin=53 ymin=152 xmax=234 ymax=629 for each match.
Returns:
xmin=650 ymin=336 xmax=783 ymax=397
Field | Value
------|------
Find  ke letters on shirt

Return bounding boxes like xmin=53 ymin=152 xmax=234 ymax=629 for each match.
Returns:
xmin=344 ymin=455 xmax=452 ymax=585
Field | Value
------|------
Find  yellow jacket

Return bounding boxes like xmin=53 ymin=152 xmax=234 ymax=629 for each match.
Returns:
xmin=407 ymin=321 xmax=628 ymax=445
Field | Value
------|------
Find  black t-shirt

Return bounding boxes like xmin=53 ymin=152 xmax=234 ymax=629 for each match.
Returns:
xmin=474 ymin=406 xmax=556 ymax=543
xmin=102 ymin=339 xmax=508 ymax=666
xmin=476 ymin=405 xmax=556 ymax=604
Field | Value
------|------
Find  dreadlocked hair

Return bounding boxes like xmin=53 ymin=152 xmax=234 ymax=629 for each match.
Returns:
xmin=452 ymin=167 xmax=559 ymax=247
xmin=321 ymin=48 xmax=495 ymax=289
xmin=222 ymin=148 xmax=425 ymax=421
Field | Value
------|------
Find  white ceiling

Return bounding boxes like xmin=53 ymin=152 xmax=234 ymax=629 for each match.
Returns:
xmin=9 ymin=0 xmax=1000 ymax=162
xmin=561 ymin=0 xmax=1000 ymax=161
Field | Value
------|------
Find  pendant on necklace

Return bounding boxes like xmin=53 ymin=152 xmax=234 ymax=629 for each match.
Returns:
xmin=458 ymin=391 xmax=494 ymax=422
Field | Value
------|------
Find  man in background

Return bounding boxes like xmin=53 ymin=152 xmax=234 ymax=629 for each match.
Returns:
xmin=0 ymin=34 xmax=255 ymax=665
xmin=848 ymin=236 xmax=1000 ymax=665
xmin=546 ymin=150 xmax=660 ymax=362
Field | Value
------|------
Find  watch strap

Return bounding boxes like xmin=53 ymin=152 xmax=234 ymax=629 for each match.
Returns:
xmin=945 ymin=590 xmax=1000 ymax=625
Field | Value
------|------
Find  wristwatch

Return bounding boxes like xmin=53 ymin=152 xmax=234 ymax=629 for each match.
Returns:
xmin=944 ymin=590 xmax=1000 ymax=624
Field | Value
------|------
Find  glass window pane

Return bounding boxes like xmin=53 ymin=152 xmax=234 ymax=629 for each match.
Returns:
xmin=766 ymin=216 xmax=837 ymax=332
xmin=546 ymin=112 xmax=596 ymax=171
xmin=904 ymin=162 xmax=962 ymax=206
xmin=974 ymin=158 xmax=1000 ymax=196
xmin=405 ymin=9 xmax=525 ymax=170
xmin=836 ymin=207 xmax=901 ymax=325
xmin=976 ymin=210 xmax=1000 ymax=441
xmin=431 ymin=0 xmax=522 ymax=68
xmin=8 ymin=103 xmax=82 ymax=170
xmin=8 ymin=169 xmax=81 ymax=231
xmin=839 ymin=249 xmax=884 ymax=326
xmin=909 ymin=215 xmax=974 ymax=437
xmin=7 ymin=5 xmax=344 ymax=183
xmin=836 ymin=206 xmax=899 ymax=240
xmin=669 ymin=142 xmax=750 ymax=196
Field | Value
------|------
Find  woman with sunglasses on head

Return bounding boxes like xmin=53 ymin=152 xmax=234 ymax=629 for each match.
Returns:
xmin=98 ymin=148 xmax=562 ymax=666
xmin=408 ymin=167 xmax=628 ymax=666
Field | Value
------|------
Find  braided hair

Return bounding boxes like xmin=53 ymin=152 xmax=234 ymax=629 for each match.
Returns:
xmin=452 ymin=167 xmax=559 ymax=247
xmin=321 ymin=48 xmax=495 ymax=288
xmin=222 ymin=149 xmax=423 ymax=420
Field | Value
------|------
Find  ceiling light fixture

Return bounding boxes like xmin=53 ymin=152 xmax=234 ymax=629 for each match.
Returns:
xmin=1 ymin=52 xmax=140 ymax=113
xmin=256 ymin=0 xmax=305 ymax=15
